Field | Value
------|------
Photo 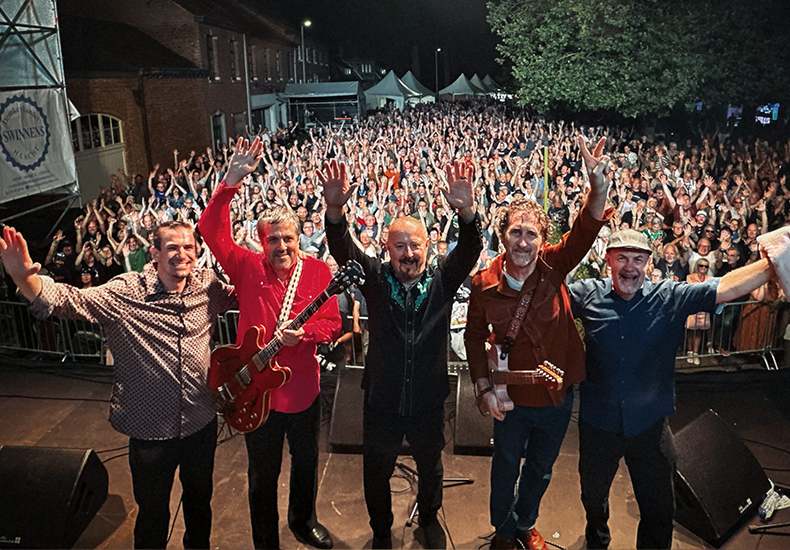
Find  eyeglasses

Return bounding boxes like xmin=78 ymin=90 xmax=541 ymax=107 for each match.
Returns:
xmin=705 ymin=229 xmax=715 ymax=233
xmin=698 ymin=264 xmax=710 ymax=270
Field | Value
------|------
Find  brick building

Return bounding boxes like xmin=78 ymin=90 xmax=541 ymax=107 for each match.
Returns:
xmin=56 ymin=0 xmax=329 ymax=200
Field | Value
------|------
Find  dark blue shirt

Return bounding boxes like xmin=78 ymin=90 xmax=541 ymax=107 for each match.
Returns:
xmin=569 ymin=278 xmax=719 ymax=437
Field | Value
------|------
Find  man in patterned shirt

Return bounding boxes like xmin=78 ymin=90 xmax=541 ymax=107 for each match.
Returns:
xmin=0 ymin=221 xmax=237 ymax=550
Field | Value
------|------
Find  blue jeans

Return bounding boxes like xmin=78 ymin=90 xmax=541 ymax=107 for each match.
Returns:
xmin=490 ymin=391 xmax=573 ymax=539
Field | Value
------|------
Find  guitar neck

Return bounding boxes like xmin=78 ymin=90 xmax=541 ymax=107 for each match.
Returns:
xmin=500 ymin=370 xmax=539 ymax=384
xmin=255 ymin=289 xmax=332 ymax=367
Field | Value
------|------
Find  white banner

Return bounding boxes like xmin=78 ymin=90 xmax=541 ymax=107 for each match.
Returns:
xmin=0 ymin=89 xmax=77 ymax=204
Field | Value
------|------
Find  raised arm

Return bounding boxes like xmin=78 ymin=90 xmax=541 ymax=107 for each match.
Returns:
xmin=716 ymin=258 xmax=774 ymax=304
xmin=577 ymin=136 xmax=611 ymax=221
xmin=0 ymin=227 xmax=43 ymax=301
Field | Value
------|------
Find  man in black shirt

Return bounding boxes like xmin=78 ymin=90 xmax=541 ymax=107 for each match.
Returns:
xmin=322 ymin=159 xmax=481 ymax=549
xmin=653 ymin=243 xmax=687 ymax=282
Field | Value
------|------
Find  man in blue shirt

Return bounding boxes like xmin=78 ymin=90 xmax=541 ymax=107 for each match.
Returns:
xmin=569 ymin=228 xmax=775 ymax=549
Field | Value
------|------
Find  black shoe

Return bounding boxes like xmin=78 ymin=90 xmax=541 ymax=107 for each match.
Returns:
xmin=372 ymin=531 xmax=393 ymax=549
xmin=418 ymin=519 xmax=446 ymax=549
xmin=290 ymin=522 xmax=333 ymax=549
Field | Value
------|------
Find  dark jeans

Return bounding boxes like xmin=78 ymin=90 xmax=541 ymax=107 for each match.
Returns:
xmin=128 ymin=416 xmax=217 ymax=549
xmin=490 ymin=391 xmax=573 ymax=539
xmin=363 ymin=401 xmax=445 ymax=536
xmin=244 ymin=397 xmax=321 ymax=550
xmin=578 ymin=418 xmax=676 ymax=549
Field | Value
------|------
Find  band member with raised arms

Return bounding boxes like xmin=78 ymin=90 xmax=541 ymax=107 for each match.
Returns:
xmin=464 ymin=136 xmax=611 ymax=550
xmin=322 ymin=159 xmax=482 ymax=549
xmin=569 ymin=228 xmax=777 ymax=549
xmin=0 ymin=222 xmax=237 ymax=550
xmin=198 ymin=138 xmax=341 ymax=550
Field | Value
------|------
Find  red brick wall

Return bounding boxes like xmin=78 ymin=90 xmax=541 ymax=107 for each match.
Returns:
xmin=58 ymin=0 xmax=202 ymax=65
xmin=65 ymin=77 xmax=148 ymax=176
xmin=66 ymin=75 xmax=248 ymax=177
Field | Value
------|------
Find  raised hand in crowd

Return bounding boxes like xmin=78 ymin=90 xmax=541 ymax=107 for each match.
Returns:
xmin=225 ymin=137 xmax=263 ymax=187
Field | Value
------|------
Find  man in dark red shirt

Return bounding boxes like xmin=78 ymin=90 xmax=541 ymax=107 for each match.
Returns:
xmin=464 ymin=136 xmax=611 ymax=550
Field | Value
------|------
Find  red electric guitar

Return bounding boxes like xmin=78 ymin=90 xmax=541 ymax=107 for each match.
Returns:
xmin=486 ymin=343 xmax=564 ymax=411
xmin=209 ymin=260 xmax=364 ymax=433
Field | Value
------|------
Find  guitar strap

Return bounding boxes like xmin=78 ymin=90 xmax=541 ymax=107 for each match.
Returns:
xmin=277 ymin=258 xmax=304 ymax=327
xmin=499 ymin=287 xmax=535 ymax=360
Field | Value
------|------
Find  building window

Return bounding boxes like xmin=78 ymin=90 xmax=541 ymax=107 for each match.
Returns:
xmin=230 ymin=39 xmax=241 ymax=80
xmin=248 ymin=43 xmax=257 ymax=81
xmin=275 ymin=50 xmax=282 ymax=80
xmin=70 ymin=114 xmax=123 ymax=152
xmin=343 ymin=68 xmax=351 ymax=76
xmin=264 ymin=47 xmax=271 ymax=80
xmin=312 ymin=48 xmax=317 ymax=65
xmin=206 ymin=35 xmax=219 ymax=80
xmin=287 ymin=51 xmax=294 ymax=81
xmin=212 ymin=112 xmax=227 ymax=147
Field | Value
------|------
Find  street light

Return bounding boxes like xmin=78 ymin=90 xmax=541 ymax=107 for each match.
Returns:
xmin=301 ymin=20 xmax=311 ymax=83
xmin=435 ymin=48 xmax=441 ymax=94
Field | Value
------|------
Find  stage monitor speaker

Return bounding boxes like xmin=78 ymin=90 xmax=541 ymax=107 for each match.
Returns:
xmin=673 ymin=409 xmax=770 ymax=548
xmin=453 ymin=368 xmax=493 ymax=455
xmin=329 ymin=366 xmax=366 ymax=453
xmin=0 ymin=446 xmax=109 ymax=549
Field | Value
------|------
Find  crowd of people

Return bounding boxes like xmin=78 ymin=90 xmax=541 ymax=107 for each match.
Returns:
xmin=34 ymin=102 xmax=790 ymax=303
xmin=32 ymin=100 xmax=790 ymax=368
xmin=4 ymin=98 xmax=790 ymax=550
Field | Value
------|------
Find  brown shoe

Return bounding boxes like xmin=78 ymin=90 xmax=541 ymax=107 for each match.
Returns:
xmin=518 ymin=529 xmax=547 ymax=550
xmin=490 ymin=533 xmax=517 ymax=550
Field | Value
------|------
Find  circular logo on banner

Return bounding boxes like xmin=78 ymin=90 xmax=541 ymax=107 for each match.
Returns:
xmin=0 ymin=95 xmax=51 ymax=172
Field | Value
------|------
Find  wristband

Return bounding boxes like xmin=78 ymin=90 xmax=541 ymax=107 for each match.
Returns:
xmin=475 ymin=385 xmax=494 ymax=399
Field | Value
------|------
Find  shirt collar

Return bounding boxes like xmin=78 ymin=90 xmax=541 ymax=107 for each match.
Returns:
xmin=604 ymin=277 xmax=652 ymax=299
xmin=143 ymin=263 xmax=201 ymax=298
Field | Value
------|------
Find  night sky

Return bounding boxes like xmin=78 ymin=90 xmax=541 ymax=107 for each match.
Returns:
xmin=256 ymin=0 xmax=502 ymax=88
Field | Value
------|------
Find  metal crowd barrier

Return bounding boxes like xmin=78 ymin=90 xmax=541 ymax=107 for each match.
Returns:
xmin=0 ymin=300 xmax=108 ymax=363
xmin=677 ymin=300 xmax=786 ymax=370
xmin=0 ymin=300 xmax=784 ymax=370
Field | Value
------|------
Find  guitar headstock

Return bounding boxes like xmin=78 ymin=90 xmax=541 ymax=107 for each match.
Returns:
xmin=536 ymin=360 xmax=564 ymax=391
xmin=328 ymin=260 xmax=365 ymax=295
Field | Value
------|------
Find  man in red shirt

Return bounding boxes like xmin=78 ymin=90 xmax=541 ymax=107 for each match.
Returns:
xmin=199 ymin=138 xmax=341 ymax=550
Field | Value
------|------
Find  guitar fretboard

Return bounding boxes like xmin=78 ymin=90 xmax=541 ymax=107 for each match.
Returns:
xmin=254 ymin=288 xmax=334 ymax=369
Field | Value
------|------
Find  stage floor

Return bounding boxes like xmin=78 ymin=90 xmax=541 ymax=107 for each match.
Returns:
xmin=1 ymin=358 xmax=790 ymax=550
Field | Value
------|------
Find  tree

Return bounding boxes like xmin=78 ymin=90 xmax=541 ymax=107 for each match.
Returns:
xmin=488 ymin=0 xmax=790 ymax=118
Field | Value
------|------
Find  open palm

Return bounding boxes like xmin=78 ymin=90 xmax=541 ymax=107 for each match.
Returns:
xmin=317 ymin=159 xmax=358 ymax=208
xmin=441 ymin=161 xmax=474 ymax=210
xmin=0 ymin=227 xmax=40 ymax=280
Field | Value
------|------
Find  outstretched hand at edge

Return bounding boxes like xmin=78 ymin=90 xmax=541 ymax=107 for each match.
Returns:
xmin=0 ymin=227 xmax=42 ymax=301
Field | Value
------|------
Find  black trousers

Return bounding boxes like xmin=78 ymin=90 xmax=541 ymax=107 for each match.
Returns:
xmin=128 ymin=417 xmax=217 ymax=549
xmin=578 ymin=418 xmax=676 ymax=549
xmin=244 ymin=397 xmax=321 ymax=550
xmin=363 ymin=401 xmax=445 ymax=536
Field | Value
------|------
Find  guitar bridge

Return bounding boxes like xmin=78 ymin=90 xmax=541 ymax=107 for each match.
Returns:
xmin=214 ymin=384 xmax=237 ymax=415
xmin=236 ymin=366 xmax=253 ymax=387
